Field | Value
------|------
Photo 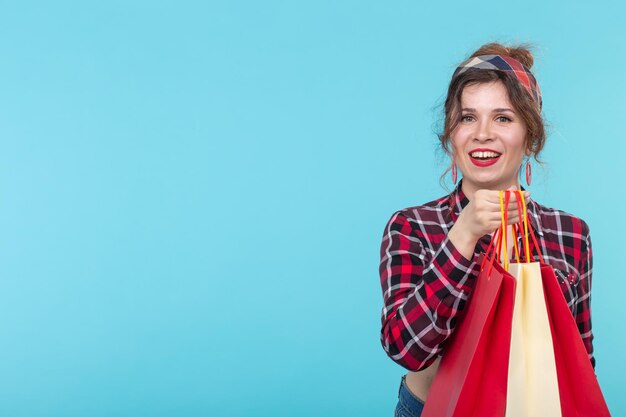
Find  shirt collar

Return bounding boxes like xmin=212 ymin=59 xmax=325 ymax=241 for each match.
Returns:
xmin=448 ymin=179 xmax=543 ymax=237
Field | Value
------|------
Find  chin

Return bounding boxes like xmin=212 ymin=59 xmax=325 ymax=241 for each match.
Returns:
xmin=467 ymin=176 xmax=514 ymax=189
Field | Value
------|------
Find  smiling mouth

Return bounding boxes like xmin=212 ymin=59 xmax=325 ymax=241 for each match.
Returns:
xmin=468 ymin=150 xmax=502 ymax=167
xmin=469 ymin=150 xmax=502 ymax=160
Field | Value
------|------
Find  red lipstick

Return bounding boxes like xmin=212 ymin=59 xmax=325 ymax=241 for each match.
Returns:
xmin=468 ymin=148 xmax=502 ymax=167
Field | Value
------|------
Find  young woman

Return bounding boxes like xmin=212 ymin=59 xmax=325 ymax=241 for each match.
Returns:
xmin=378 ymin=42 xmax=594 ymax=417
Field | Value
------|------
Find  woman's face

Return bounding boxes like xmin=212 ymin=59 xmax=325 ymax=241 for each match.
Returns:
xmin=450 ymin=80 xmax=529 ymax=194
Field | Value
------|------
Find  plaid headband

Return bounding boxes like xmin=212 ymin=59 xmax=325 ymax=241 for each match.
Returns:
xmin=451 ymin=54 xmax=542 ymax=110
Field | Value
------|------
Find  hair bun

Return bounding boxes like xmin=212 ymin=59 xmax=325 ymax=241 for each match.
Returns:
xmin=469 ymin=42 xmax=535 ymax=69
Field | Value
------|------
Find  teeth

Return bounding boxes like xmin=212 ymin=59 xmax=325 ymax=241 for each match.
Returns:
xmin=471 ymin=151 xmax=500 ymax=158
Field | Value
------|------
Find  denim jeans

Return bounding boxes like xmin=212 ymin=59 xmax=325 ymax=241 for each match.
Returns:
xmin=394 ymin=375 xmax=425 ymax=417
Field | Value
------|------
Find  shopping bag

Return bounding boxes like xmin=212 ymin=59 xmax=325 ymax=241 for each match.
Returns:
xmin=541 ymin=265 xmax=611 ymax=415
xmin=422 ymin=191 xmax=517 ymax=417
xmin=507 ymin=191 xmax=610 ymax=417
xmin=422 ymin=190 xmax=611 ymax=417
xmin=420 ymin=256 xmax=515 ymax=416
xmin=505 ymin=262 xmax=561 ymax=416
xmin=500 ymin=190 xmax=559 ymax=416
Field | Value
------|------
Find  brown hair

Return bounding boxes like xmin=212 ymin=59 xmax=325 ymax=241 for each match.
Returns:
xmin=438 ymin=42 xmax=548 ymax=187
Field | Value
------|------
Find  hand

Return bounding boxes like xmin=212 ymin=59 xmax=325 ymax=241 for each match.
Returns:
xmin=457 ymin=186 xmax=530 ymax=240
xmin=448 ymin=186 xmax=529 ymax=259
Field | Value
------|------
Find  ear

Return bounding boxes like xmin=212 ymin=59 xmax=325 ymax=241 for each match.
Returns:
xmin=524 ymin=140 xmax=533 ymax=157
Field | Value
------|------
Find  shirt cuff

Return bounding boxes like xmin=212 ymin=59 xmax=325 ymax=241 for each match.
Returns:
xmin=427 ymin=234 xmax=480 ymax=290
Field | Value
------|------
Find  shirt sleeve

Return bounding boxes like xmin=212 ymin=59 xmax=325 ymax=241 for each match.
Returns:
xmin=378 ymin=210 xmax=480 ymax=371
xmin=575 ymin=220 xmax=595 ymax=370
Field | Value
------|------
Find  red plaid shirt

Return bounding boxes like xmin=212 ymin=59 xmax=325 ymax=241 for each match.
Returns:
xmin=378 ymin=180 xmax=594 ymax=372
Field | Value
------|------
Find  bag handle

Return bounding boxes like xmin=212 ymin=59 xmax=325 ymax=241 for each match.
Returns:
xmin=500 ymin=190 xmax=510 ymax=272
xmin=512 ymin=190 xmax=531 ymax=262
xmin=481 ymin=224 xmax=499 ymax=275
xmin=511 ymin=190 xmax=544 ymax=264
xmin=499 ymin=190 xmax=525 ymax=270
xmin=480 ymin=190 xmax=512 ymax=273
xmin=481 ymin=189 xmax=541 ymax=272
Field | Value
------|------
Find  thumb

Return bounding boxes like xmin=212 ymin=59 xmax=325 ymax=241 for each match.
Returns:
xmin=504 ymin=185 xmax=531 ymax=200
xmin=507 ymin=185 xmax=530 ymax=198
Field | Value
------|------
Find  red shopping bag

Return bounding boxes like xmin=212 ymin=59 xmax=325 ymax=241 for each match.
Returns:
xmin=422 ymin=192 xmax=516 ymax=417
xmin=541 ymin=264 xmax=610 ymax=416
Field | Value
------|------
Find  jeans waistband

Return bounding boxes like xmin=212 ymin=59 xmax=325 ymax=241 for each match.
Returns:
xmin=398 ymin=374 xmax=426 ymax=413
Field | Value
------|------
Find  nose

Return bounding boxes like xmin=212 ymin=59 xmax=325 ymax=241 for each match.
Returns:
xmin=473 ymin=119 xmax=494 ymax=142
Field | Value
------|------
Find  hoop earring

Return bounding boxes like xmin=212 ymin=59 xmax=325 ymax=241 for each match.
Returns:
xmin=451 ymin=163 xmax=458 ymax=184
xmin=525 ymin=159 xmax=532 ymax=186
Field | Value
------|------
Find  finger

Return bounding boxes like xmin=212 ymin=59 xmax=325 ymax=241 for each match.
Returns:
xmin=481 ymin=191 xmax=530 ymax=204
xmin=507 ymin=216 xmax=521 ymax=225
xmin=491 ymin=195 xmax=531 ymax=208
xmin=485 ymin=213 xmax=518 ymax=224
xmin=483 ymin=199 xmax=530 ymax=211
xmin=486 ymin=209 xmax=522 ymax=223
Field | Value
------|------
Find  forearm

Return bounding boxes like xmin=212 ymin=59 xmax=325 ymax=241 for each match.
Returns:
xmin=448 ymin=219 xmax=481 ymax=261
xmin=379 ymin=216 xmax=481 ymax=371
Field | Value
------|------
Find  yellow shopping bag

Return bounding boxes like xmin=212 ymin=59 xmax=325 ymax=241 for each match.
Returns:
xmin=502 ymin=191 xmax=561 ymax=417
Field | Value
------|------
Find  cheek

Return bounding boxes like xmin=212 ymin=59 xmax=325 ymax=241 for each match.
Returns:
xmin=449 ymin=129 xmax=465 ymax=150
xmin=450 ymin=140 xmax=465 ymax=159
xmin=505 ymin=131 xmax=528 ymax=157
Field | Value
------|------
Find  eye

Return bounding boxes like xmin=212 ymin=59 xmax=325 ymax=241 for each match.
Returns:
xmin=460 ymin=114 xmax=474 ymax=122
xmin=496 ymin=115 xmax=512 ymax=122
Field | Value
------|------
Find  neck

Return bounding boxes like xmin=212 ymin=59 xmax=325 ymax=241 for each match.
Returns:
xmin=461 ymin=179 xmax=522 ymax=202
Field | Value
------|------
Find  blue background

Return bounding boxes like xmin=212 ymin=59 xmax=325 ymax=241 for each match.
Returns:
xmin=0 ymin=1 xmax=624 ymax=416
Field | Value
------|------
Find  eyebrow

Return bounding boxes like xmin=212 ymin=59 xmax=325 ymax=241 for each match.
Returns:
xmin=461 ymin=107 xmax=516 ymax=113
